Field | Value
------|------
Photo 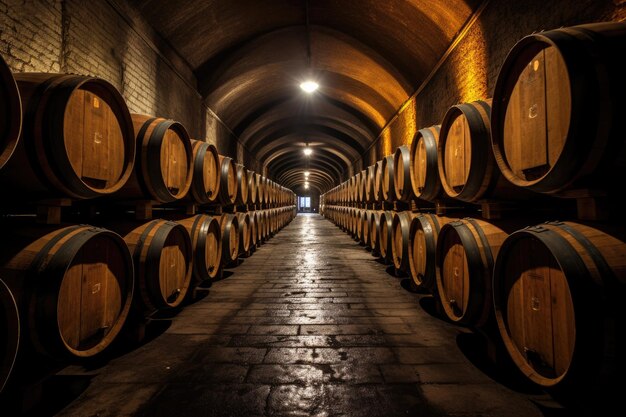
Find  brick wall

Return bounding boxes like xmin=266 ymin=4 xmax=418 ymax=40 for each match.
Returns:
xmin=0 ymin=0 xmax=261 ymax=172
xmin=359 ymin=0 xmax=626 ymax=169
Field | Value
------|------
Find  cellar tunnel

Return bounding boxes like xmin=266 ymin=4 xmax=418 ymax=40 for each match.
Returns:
xmin=1 ymin=0 xmax=626 ymax=416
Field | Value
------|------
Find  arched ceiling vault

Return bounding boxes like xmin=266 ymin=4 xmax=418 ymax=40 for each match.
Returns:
xmin=130 ymin=0 xmax=482 ymax=192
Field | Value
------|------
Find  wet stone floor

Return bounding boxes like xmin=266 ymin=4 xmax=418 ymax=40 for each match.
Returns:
xmin=52 ymin=214 xmax=560 ymax=417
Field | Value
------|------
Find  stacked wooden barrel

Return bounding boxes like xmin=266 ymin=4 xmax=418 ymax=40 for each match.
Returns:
xmin=0 ymin=56 xmax=297 ymax=394
xmin=321 ymin=22 xmax=626 ymax=399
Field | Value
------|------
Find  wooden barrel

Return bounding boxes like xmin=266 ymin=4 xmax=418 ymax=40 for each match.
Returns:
xmin=123 ymin=220 xmax=192 ymax=311
xmin=116 ymin=115 xmax=192 ymax=203
xmin=261 ymin=210 xmax=269 ymax=241
xmin=436 ymin=218 xmax=518 ymax=326
xmin=351 ymin=208 xmax=360 ymax=238
xmin=350 ymin=174 xmax=358 ymax=203
xmin=0 ymin=73 xmax=135 ymax=199
xmin=408 ymin=214 xmax=452 ymax=291
xmin=358 ymin=170 xmax=367 ymax=202
xmin=381 ymin=155 xmax=396 ymax=202
xmin=247 ymin=169 xmax=257 ymax=204
xmin=253 ymin=174 xmax=262 ymax=204
xmin=438 ymin=100 xmax=502 ymax=203
xmin=270 ymin=181 xmax=277 ymax=205
xmin=259 ymin=176 xmax=268 ymax=205
xmin=263 ymin=178 xmax=271 ymax=205
xmin=410 ymin=126 xmax=442 ymax=201
xmin=270 ymin=209 xmax=278 ymax=234
xmin=364 ymin=165 xmax=376 ymax=203
xmin=266 ymin=180 xmax=273 ymax=206
xmin=0 ymin=278 xmax=19 ymax=393
xmin=189 ymin=140 xmax=220 ymax=204
xmin=248 ymin=211 xmax=258 ymax=248
xmin=369 ymin=210 xmax=383 ymax=255
xmin=216 ymin=156 xmax=237 ymax=205
xmin=0 ymin=225 xmax=134 ymax=359
xmin=355 ymin=209 xmax=364 ymax=241
xmin=177 ymin=215 xmax=221 ymax=282
xmin=378 ymin=210 xmax=395 ymax=263
xmin=236 ymin=212 xmax=251 ymax=254
xmin=491 ymin=22 xmax=626 ymax=194
xmin=493 ymin=221 xmax=626 ymax=390
xmin=344 ymin=207 xmax=351 ymax=234
xmin=255 ymin=210 xmax=263 ymax=242
xmin=235 ymin=164 xmax=249 ymax=206
xmin=391 ymin=211 xmax=417 ymax=272
xmin=360 ymin=210 xmax=371 ymax=247
xmin=393 ymin=146 xmax=413 ymax=202
xmin=219 ymin=214 xmax=240 ymax=264
xmin=265 ymin=209 xmax=272 ymax=236
xmin=373 ymin=160 xmax=384 ymax=202
xmin=0 ymin=54 xmax=21 ymax=171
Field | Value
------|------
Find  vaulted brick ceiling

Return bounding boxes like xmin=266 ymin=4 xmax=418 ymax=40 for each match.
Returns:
xmin=130 ymin=0 xmax=480 ymax=193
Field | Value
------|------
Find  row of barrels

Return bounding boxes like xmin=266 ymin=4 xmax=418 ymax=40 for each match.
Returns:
xmin=0 ymin=206 xmax=296 ymax=392
xmin=323 ymin=205 xmax=626 ymax=394
xmin=0 ymin=55 xmax=295 ymax=207
xmin=323 ymin=22 xmax=626 ymax=206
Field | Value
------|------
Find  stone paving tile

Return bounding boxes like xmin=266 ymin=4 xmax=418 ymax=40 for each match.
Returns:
xmin=394 ymin=347 xmax=467 ymax=364
xmin=379 ymin=364 xmax=421 ymax=383
xmin=264 ymin=347 xmax=397 ymax=364
xmin=170 ymin=363 xmax=249 ymax=383
xmin=414 ymin=363 xmax=494 ymax=384
xmin=267 ymin=384 xmax=328 ymax=417
xmin=421 ymin=384 xmax=542 ymax=417
xmin=300 ymin=324 xmax=413 ymax=335
xmin=248 ymin=325 xmax=300 ymax=335
xmin=194 ymin=347 xmax=268 ymax=364
xmin=52 ymin=214 xmax=547 ymax=417
xmin=56 ymin=383 xmax=162 ymax=417
xmin=137 ymin=383 xmax=270 ymax=417
xmin=247 ymin=364 xmax=327 ymax=384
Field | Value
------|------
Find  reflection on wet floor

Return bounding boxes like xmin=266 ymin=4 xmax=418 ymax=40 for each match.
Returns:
xmin=49 ymin=214 xmax=562 ymax=417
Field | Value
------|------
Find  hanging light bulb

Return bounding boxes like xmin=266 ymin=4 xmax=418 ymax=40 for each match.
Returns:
xmin=300 ymin=80 xmax=319 ymax=93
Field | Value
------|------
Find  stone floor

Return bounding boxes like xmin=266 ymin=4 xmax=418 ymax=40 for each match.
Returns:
xmin=44 ymin=214 xmax=565 ymax=416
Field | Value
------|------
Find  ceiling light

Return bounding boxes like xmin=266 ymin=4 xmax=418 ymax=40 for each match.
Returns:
xmin=300 ymin=81 xmax=319 ymax=93
xmin=303 ymin=147 xmax=313 ymax=156
xmin=304 ymin=183 xmax=309 ymax=189
xmin=304 ymin=171 xmax=310 ymax=177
